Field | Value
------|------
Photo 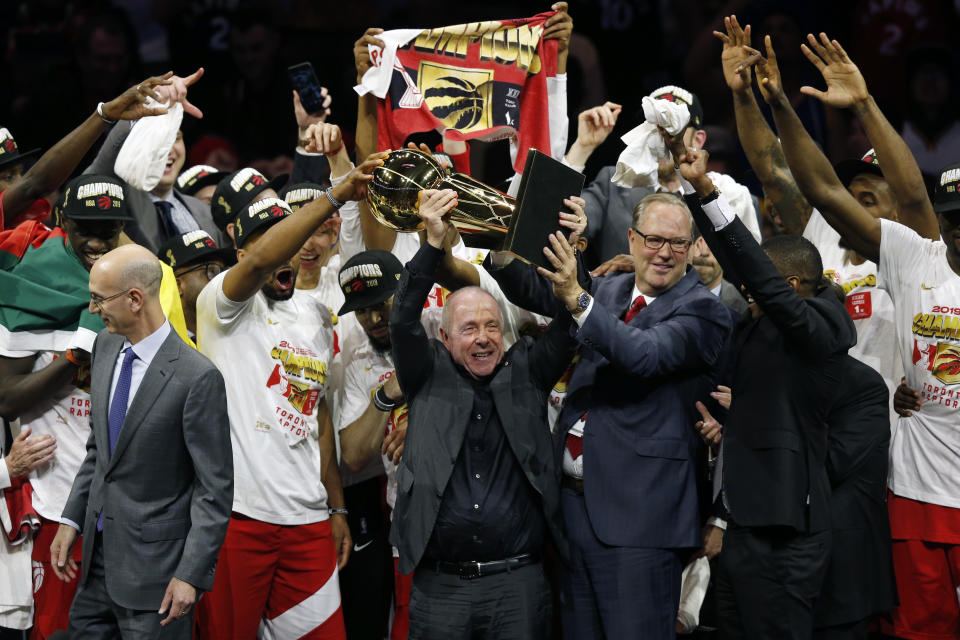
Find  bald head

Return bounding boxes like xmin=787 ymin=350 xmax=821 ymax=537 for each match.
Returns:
xmin=441 ymin=287 xmax=502 ymax=334
xmin=92 ymin=244 xmax=163 ymax=299
xmin=89 ymin=245 xmax=166 ymax=341
xmin=440 ymin=287 xmax=505 ymax=379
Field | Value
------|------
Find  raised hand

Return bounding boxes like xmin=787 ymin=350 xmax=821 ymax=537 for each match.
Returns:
xmin=329 ymin=151 xmax=387 ymax=203
xmin=303 ymin=122 xmax=344 ymax=156
xmin=293 ymin=87 xmax=332 ymax=133
xmin=418 ymin=189 xmax=459 ymax=248
xmin=743 ymin=36 xmax=785 ymax=104
xmin=101 ymin=73 xmax=173 ymax=122
xmin=558 ymin=196 xmax=587 ymax=246
xmin=354 ymin=28 xmax=386 ymax=80
xmin=673 ymin=142 xmax=714 ymax=197
xmin=537 ymin=231 xmax=583 ymax=312
xmin=713 ymin=15 xmax=753 ymax=93
xmin=154 ymin=68 xmax=204 ymax=118
xmin=577 ymin=103 xmax=622 ymax=148
xmin=543 ymin=2 xmax=573 ymax=53
xmin=799 ymin=33 xmax=869 ymax=109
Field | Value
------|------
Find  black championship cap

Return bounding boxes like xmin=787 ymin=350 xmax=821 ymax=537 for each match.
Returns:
xmin=338 ymin=250 xmax=404 ymax=315
xmin=158 ymin=230 xmax=236 ymax=270
xmin=210 ymin=167 xmax=288 ymax=231
xmin=234 ymin=197 xmax=292 ymax=248
xmin=934 ymin=161 xmax=960 ymax=214
xmin=0 ymin=127 xmax=40 ymax=170
xmin=56 ymin=175 xmax=132 ymax=221
xmin=835 ymin=148 xmax=883 ymax=187
xmin=281 ymin=182 xmax=327 ymax=212
xmin=175 ymin=164 xmax=229 ymax=197
xmin=650 ymin=85 xmax=704 ymax=129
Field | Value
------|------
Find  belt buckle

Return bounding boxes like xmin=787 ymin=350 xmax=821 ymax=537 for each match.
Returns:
xmin=459 ymin=560 xmax=482 ymax=580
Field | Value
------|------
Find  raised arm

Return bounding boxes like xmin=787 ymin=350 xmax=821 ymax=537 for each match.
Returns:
xmin=716 ymin=16 xmax=811 ymax=235
xmin=2 ymin=74 xmax=179 ymax=225
xmin=563 ymin=102 xmax=622 ymax=169
xmin=677 ymin=145 xmax=854 ymax=355
xmin=799 ymin=32 xmax=939 ymax=240
xmin=389 ymin=189 xmax=459 ymax=397
xmin=750 ymin=36 xmax=881 ymax=262
xmin=222 ymin=145 xmax=384 ymax=303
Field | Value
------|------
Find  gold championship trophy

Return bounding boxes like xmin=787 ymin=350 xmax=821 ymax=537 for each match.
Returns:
xmin=367 ymin=148 xmax=584 ymax=267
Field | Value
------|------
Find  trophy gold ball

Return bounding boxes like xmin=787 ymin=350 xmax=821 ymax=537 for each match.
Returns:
xmin=367 ymin=148 xmax=515 ymax=249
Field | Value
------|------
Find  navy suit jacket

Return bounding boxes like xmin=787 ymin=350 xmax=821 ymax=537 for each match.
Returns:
xmin=558 ymin=267 xmax=733 ymax=549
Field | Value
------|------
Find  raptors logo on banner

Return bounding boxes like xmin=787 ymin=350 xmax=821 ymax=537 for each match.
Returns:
xmin=371 ymin=12 xmax=559 ymax=172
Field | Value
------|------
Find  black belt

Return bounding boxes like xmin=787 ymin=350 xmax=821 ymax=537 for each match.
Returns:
xmin=421 ymin=553 xmax=538 ymax=579
xmin=562 ymin=475 xmax=584 ymax=495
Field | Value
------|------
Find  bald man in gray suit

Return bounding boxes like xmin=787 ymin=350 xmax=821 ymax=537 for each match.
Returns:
xmin=50 ymin=245 xmax=232 ymax=638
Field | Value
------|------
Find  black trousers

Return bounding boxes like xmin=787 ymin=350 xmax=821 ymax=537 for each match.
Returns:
xmin=716 ymin=525 xmax=831 ymax=640
xmin=338 ymin=476 xmax=393 ymax=640
xmin=408 ymin=561 xmax=551 ymax=640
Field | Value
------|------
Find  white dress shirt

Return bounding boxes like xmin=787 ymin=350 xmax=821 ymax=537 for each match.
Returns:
xmin=108 ymin=321 xmax=171 ymax=416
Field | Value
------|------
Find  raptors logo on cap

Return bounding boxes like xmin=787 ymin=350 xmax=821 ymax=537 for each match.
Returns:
xmin=96 ymin=195 xmax=112 ymax=210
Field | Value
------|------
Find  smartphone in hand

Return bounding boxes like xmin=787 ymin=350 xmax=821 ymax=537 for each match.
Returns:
xmin=288 ymin=62 xmax=325 ymax=114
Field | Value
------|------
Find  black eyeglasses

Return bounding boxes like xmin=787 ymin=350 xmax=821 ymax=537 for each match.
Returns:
xmin=90 ymin=288 xmax=132 ymax=311
xmin=631 ymin=230 xmax=693 ymax=253
xmin=177 ymin=262 xmax=223 ymax=281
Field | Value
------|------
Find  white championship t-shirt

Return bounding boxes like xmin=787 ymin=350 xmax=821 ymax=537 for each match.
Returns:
xmin=196 ymin=271 xmax=335 ymax=524
xmin=879 ymin=218 xmax=960 ymax=508
xmin=1 ymin=351 xmax=92 ymax=521
xmin=804 ymin=210 xmax=902 ymax=421
xmin=297 ymin=252 xmax=364 ymax=435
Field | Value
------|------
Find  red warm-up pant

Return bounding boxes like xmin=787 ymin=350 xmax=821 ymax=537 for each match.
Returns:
xmin=195 ymin=514 xmax=345 ymax=640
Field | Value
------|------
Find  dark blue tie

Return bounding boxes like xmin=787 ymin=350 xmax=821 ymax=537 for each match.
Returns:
xmin=98 ymin=347 xmax=137 ymax=531
xmin=154 ymin=200 xmax=178 ymax=242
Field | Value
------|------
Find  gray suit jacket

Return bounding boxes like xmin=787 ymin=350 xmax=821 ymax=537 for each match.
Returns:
xmin=62 ymin=329 xmax=233 ymax=610
xmin=85 ymin=122 xmax=229 ymax=252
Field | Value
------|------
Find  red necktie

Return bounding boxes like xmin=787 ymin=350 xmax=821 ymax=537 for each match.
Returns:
xmin=565 ymin=413 xmax=588 ymax=459
xmin=624 ymin=295 xmax=647 ymax=324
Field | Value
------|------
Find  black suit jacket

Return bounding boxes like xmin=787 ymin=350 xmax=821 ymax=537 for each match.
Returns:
xmin=389 ymin=244 xmax=576 ymax=574
xmin=814 ymin=355 xmax=897 ymax=626
xmin=688 ymin=196 xmax=857 ymax=532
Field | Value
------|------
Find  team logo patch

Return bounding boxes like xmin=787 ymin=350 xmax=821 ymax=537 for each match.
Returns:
xmin=419 ymin=61 xmax=493 ymax=134
xmin=32 ymin=560 xmax=43 ymax=593
xmin=2 ymin=138 xmax=15 ymax=153
xmin=96 ymin=195 xmax=112 ymax=210
xmin=933 ymin=343 xmax=960 ymax=384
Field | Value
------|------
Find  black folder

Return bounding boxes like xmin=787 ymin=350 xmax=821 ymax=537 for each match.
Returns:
xmin=502 ymin=149 xmax=586 ymax=269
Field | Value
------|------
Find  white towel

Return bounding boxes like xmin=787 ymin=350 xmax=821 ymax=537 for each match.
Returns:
xmin=676 ymin=556 xmax=710 ymax=634
xmin=353 ymin=29 xmax=424 ymax=99
xmin=611 ymin=96 xmax=690 ymax=188
xmin=114 ymin=100 xmax=183 ymax=192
